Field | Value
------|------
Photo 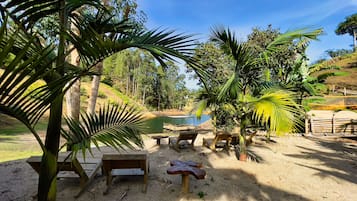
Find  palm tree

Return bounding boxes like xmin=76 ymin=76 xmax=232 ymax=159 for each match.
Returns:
xmin=0 ymin=1 xmax=204 ymax=200
xmin=196 ymin=27 xmax=322 ymax=160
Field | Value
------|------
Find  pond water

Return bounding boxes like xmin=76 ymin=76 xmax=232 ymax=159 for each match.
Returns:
xmin=144 ymin=114 xmax=211 ymax=133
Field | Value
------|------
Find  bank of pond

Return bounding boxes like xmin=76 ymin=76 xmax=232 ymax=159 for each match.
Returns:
xmin=144 ymin=114 xmax=210 ymax=133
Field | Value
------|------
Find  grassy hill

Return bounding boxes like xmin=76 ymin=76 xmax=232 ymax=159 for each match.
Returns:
xmin=312 ymin=51 xmax=357 ymax=90
xmin=80 ymin=81 xmax=147 ymax=112
xmin=0 ymin=80 xmax=148 ymax=162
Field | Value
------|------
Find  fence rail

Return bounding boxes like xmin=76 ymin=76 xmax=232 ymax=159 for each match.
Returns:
xmin=306 ymin=117 xmax=357 ymax=135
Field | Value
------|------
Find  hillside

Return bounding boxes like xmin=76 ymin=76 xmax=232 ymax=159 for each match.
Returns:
xmin=80 ymin=81 xmax=148 ymax=112
xmin=312 ymin=51 xmax=357 ymax=90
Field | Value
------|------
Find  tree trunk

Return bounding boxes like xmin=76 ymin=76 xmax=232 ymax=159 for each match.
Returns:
xmin=37 ymin=1 xmax=66 ymax=200
xmin=142 ymin=87 xmax=146 ymax=105
xmin=65 ymin=79 xmax=80 ymax=120
xmin=353 ymin=29 xmax=357 ymax=52
xmin=38 ymin=97 xmax=63 ymax=201
xmin=238 ymin=114 xmax=248 ymax=161
xmin=87 ymin=62 xmax=103 ymax=115
xmin=65 ymin=19 xmax=81 ymax=121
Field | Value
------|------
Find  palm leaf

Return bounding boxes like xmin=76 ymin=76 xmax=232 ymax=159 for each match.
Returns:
xmin=0 ymin=0 xmax=104 ymax=30
xmin=61 ymin=104 xmax=147 ymax=158
xmin=251 ymin=90 xmax=302 ymax=134
xmin=66 ymin=15 xmax=208 ymax=89
xmin=218 ymin=73 xmax=242 ymax=100
xmin=0 ymin=18 xmax=68 ymax=149
xmin=266 ymin=28 xmax=323 ymax=53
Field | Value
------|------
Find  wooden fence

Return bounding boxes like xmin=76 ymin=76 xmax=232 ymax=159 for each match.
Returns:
xmin=305 ymin=116 xmax=357 ymax=135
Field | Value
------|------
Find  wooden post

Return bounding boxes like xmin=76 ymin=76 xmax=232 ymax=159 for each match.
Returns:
xmin=305 ymin=115 xmax=309 ymax=135
xmin=332 ymin=113 xmax=336 ymax=134
xmin=310 ymin=117 xmax=314 ymax=135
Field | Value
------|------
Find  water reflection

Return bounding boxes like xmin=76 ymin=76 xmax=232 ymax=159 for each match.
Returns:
xmin=144 ymin=114 xmax=210 ymax=133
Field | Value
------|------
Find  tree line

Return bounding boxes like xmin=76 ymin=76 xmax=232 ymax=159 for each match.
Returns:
xmin=102 ymin=49 xmax=191 ymax=110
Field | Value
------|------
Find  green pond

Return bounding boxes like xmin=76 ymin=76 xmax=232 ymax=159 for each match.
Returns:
xmin=144 ymin=114 xmax=210 ymax=133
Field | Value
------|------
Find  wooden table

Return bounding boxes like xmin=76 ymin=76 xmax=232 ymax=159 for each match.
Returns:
xmin=151 ymin=135 xmax=168 ymax=145
xmin=167 ymin=160 xmax=206 ymax=193
xmin=102 ymin=151 xmax=149 ymax=194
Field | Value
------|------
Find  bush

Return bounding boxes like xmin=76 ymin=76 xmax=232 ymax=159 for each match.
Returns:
xmin=98 ymin=91 xmax=107 ymax=98
xmin=101 ymin=77 xmax=113 ymax=86
xmin=302 ymin=97 xmax=326 ymax=111
xmin=313 ymin=83 xmax=328 ymax=94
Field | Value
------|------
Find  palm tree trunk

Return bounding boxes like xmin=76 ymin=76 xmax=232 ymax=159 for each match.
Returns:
xmin=238 ymin=114 xmax=248 ymax=161
xmin=37 ymin=2 xmax=67 ymax=200
xmin=87 ymin=62 xmax=103 ymax=115
xmin=38 ymin=97 xmax=63 ymax=201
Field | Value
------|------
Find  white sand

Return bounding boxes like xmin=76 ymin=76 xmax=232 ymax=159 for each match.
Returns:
xmin=1 ymin=133 xmax=357 ymax=201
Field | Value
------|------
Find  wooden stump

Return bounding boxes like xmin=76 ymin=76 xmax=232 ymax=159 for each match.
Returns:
xmin=166 ymin=160 xmax=206 ymax=193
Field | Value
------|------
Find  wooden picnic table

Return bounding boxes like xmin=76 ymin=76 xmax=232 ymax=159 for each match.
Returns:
xmin=102 ymin=151 xmax=149 ymax=194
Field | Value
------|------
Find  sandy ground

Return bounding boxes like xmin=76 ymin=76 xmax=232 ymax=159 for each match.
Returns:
xmin=1 ymin=133 xmax=357 ymax=201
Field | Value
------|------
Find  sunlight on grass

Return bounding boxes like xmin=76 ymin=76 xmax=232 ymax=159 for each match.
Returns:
xmin=0 ymin=151 xmax=42 ymax=162
xmin=0 ymin=137 xmax=42 ymax=162
xmin=0 ymin=118 xmax=46 ymax=162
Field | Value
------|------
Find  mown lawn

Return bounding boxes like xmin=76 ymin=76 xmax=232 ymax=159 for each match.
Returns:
xmin=0 ymin=117 xmax=47 ymax=162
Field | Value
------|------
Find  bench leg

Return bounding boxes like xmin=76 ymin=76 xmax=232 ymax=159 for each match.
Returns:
xmin=103 ymin=171 xmax=113 ymax=195
xmin=181 ymin=174 xmax=189 ymax=193
xmin=143 ymin=171 xmax=148 ymax=193
xmin=156 ymin=138 xmax=161 ymax=145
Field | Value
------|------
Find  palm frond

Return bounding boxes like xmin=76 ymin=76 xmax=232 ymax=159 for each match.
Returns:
xmin=0 ymin=0 xmax=104 ymax=30
xmin=0 ymin=18 xmax=69 ymax=149
xmin=218 ymin=73 xmax=242 ymax=100
xmin=66 ymin=16 xmax=209 ymax=89
xmin=195 ymin=99 xmax=208 ymax=118
xmin=266 ymin=28 xmax=323 ymax=53
xmin=251 ymin=90 xmax=302 ymax=134
xmin=61 ymin=104 xmax=147 ymax=158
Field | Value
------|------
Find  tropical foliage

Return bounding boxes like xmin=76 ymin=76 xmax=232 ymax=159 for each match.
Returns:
xmin=0 ymin=1 xmax=201 ymax=200
xmin=193 ymin=26 xmax=322 ymax=160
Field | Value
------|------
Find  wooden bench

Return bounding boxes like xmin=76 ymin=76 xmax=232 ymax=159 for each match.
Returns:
xmin=26 ymin=152 xmax=102 ymax=198
xmin=102 ymin=151 xmax=149 ymax=194
xmin=166 ymin=160 xmax=206 ymax=193
xmin=169 ymin=130 xmax=198 ymax=152
xmin=202 ymin=131 xmax=232 ymax=152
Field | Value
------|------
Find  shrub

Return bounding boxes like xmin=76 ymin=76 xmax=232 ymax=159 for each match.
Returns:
xmin=98 ymin=91 xmax=107 ymax=98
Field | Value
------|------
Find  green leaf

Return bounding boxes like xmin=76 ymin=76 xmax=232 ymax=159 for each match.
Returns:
xmin=62 ymin=104 xmax=147 ymax=158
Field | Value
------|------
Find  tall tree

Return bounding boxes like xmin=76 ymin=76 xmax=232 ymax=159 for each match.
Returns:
xmin=0 ymin=1 xmax=201 ymax=200
xmin=87 ymin=0 xmax=146 ymax=114
xmin=336 ymin=13 xmax=357 ymax=51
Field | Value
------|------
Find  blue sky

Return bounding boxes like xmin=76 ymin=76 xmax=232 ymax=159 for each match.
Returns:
xmin=137 ymin=0 xmax=357 ymax=89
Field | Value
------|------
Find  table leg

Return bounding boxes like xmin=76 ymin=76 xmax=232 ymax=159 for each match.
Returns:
xmin=181 ymin=174 xmax=189 ymax=193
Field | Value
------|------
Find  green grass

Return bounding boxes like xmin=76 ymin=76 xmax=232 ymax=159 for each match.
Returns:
xmin=333 ymin=71 xmax=350 ymax=76
xmin=0 ymin=135 xmax=42 ymax=162
xmin=0 ymin=121 xmax=47 ymax=136
xmin=0 ymin=118 xmax=46 ymax=162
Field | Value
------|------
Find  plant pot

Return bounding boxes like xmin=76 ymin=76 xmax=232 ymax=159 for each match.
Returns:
xmin=239 ymin=153 xmax=247 ymax=161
